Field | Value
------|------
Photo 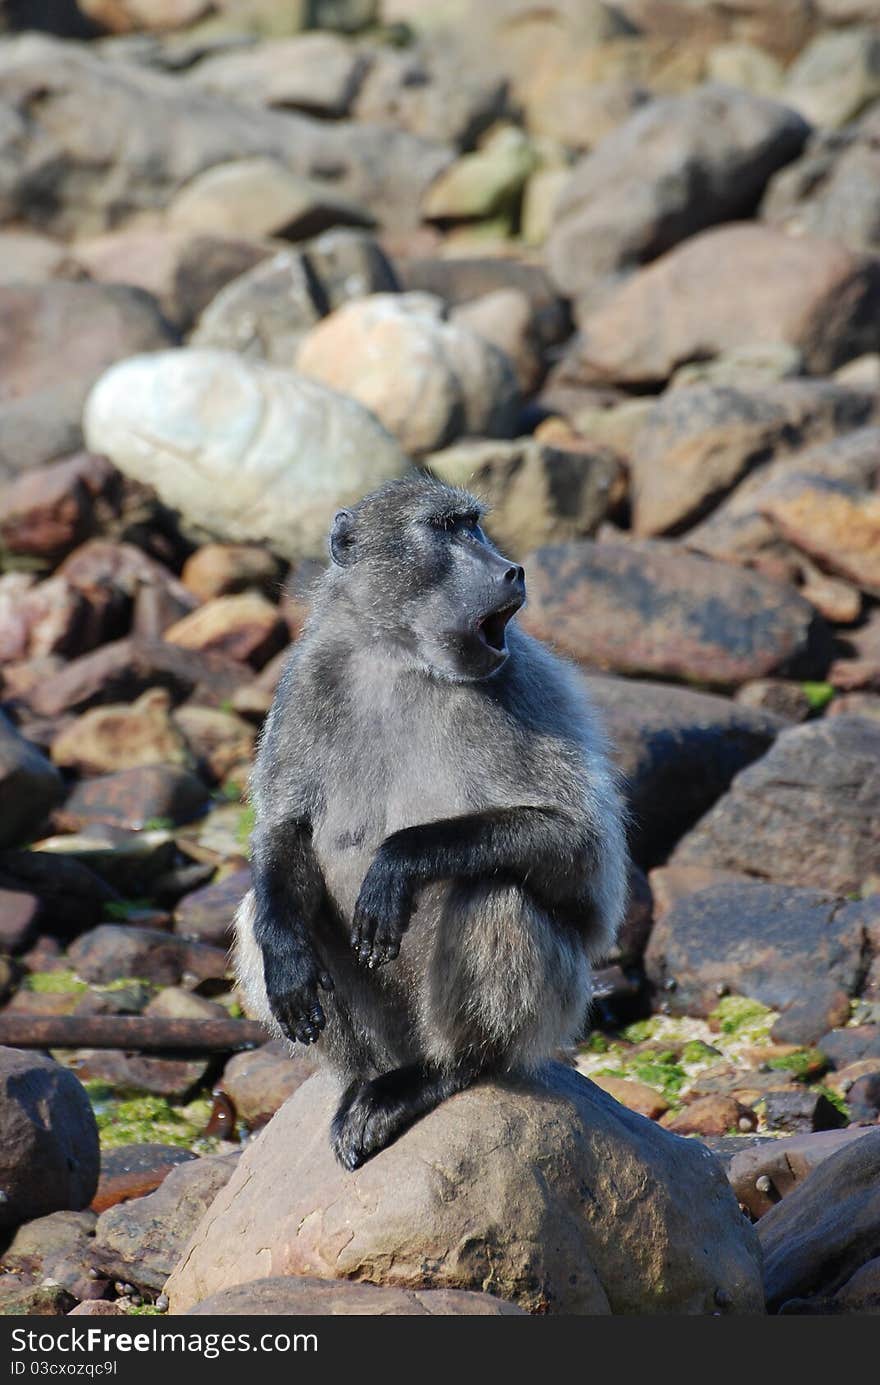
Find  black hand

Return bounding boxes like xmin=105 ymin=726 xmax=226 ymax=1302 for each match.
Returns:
xmin=265 ymin=946 xmax=333 ymax=1045
xmin=351 ymin=856 xmax=415 ymax=968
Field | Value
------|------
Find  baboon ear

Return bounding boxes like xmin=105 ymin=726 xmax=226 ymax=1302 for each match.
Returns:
xmin=330 ymin=508 xmax=357 ymax=567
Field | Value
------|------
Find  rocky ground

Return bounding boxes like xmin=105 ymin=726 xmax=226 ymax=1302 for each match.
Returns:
xmin=1 ymin=0 xmax=880 ymax=1317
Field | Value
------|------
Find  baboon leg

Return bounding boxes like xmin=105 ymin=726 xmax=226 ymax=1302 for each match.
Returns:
xmin=330 ymin=1061 xmax=477 ymax=1171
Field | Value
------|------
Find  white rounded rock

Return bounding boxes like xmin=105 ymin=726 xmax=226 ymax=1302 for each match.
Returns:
xmin=83 ymin=349 xmax=410 ymax=561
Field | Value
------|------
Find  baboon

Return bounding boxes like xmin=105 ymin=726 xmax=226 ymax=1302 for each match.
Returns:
xmin=235 ymin=475 xmax=627 ymax=1169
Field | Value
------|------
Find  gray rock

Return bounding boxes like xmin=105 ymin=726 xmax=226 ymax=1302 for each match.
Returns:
xmin=186 ymin=1276 xmax=525 ymax=1315
xmin=165 ymin=1065 xmax=764 ymax=1315
xmin=0 ymin=1047 xmax=100 ymax=1229
xmin=0 ymin=713 xmax=63 ymax=850
xmin=67 ymin=924 xmax=227 ymax=987
xmin=670 ymin=716 xmax=880 ymax=894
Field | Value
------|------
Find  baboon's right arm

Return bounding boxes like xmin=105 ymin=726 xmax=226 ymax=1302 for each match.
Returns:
xmin=251 ymin=817 xmax=333 ymax=1045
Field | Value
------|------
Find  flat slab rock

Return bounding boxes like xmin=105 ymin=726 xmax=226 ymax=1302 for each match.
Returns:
xmin=185 ymin=1277 xmax=525 ymax=1316
xmin=165 ymin=1065 xmax=763 ymax=1316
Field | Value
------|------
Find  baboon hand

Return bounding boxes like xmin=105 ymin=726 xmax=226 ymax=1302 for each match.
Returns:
xmin=266 ymin=952 xmax=333 ymax=1046
xmin=351 ymin=857 xmax=414 ymax=968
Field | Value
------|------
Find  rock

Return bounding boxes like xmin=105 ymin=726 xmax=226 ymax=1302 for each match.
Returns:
xmin=645 ymin=879 xmax=868 ymax=1024
xmin=173 ymin=867 xmax=250 ymax=945
xmin=819 ymin=1026 xmax=880 ymax=1070
xmin=145 ymin=987 xmax=226 ymax=1021
xmin=584 ymin=1073 xmax=669 ymax=1121
xmin=181 ymin=545 xmax=281 ymax=603
xmin=727 ymin=1127 xmax=877 ymax=1218
xmin=844 ymin=1071 xmax=880 ymax=1122
xmin=0 ymin=36 xmax=452 ymax=236
xmin=670 ymin=342 xmax=803 ymax=393
xmin=423 ymin=125 xmax=535 ymax=223
xmin=0 ymin=1047 xmax=100 ymax=1229
xmin=218 ymin=1041 xmax=318 ymax=1129
xmin=623 ymin=380 xmax=879 ymax=538
xmin=685 ymin=423 xmax=880 ymax=570
xmin=83 ymin=349 xmax=409 ymax=562
xmin=163 ymin=592 xmax=287 ymax=669
xmin=165 ymin=1065 xmax=763 ymax=1315
xmin=171 ymin=707 xmax=254 ymax=785
xmin=166 ymin=156 xmax=373 ymax=241
xmin=54 ymin=765 xmax=209 ymax=833
xmin=575 ymin=225 xmax=880 ymax=389
xmin=762 ymin=109 xmax=880 ymax=256
xmin=734 ymin=679 xmax=813 ymax=722
xmin=0 ymin=454 xmax=117 ymax=564
xmin=546 ymin=86 xmax=809 ymax=308
xmin=769 ymin=982 xmax=853 ymax=1047
xmin=0 ymin=888 xmax=39 ymax=953
xmin=67 ymin=925 xmax=226 ymax=987
xmin=92 ymin=1143 xmax=198 ymax=1213
xmin=0 ymin=849 xmax=118 ymax=937
xmin=187 ymin=32 xmax=369 ymax=117
xmin=22 ymin=637 xmax=246 ymax=720
xmin=706 ymin=40 xmax=784 ymax=95
xmin=663 ymin=1096 xmax=756 ymax=1137
xmin=759 ymin=477 xmax=880 ymax=599
xmin=66 ymin=1050 xmax=212 ymax=1100
xmin=0 ymin=572 xmax=91 ymax=664
xmin=50 ymin=689 xmax=189 ymax=776
xmin=670 ymin=717 xmax=880 ymax=894
xmin=57 ymin=540 xmax=197 ymax=638
xmin=519 ymin=538 xmax=828 ymax=689
xmin=68 ymin=1301 xmax=125 ymax=1316
xmin=0 ymin=713 xmax=63 ymax=849
xmin=0 ymin=280 xmax=175 ymax=478
xmin=92 ymin=1152 xmax=239 ymax=1294
xmin=451 ymin=289 xmax=548 ymax=394
xmin=783 ymin=27 xmax=880 ymax=129
xmin=1 ymin=1208 xmax=98 ymax=1300
xmin=191 ymin=234 xmax=398 ymax=364
xmin=78 ymin=0 xmax=213 ymax=32
xmin=761 ymin=1089 xmax=847 ymax=1136
xmin=296 ymin=293 xmax=519 ymax=457
xmin=186 ymin=1276 xmax=525 ymax=1315
xmin=759 ymin=1129 xmax=880 ymax=1311
xmin=353 ymin=37 xmax=508 ymax=148
xmin=427 ymin=436 xmax=622 ymax=556
xmin=73 ymin=229 xmax=273 ymax=333
xmin=583 ymin=675 xmax=781 ymax=866
xmin=0 ymin=229 xmax=82 ymax=283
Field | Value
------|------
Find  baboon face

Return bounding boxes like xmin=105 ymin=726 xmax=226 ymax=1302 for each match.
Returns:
xmin=330 ymin=478 xmax=526 ymax=681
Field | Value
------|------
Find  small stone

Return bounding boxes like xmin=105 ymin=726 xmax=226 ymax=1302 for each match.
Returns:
xmin=54 ymin=765 xmax=209 ymax=834
xmin=181 ymin=545 xmax=282 ymax=603
xmin=163 ymin=592 xmax=287 ymax=669
xmin=166 ymin=157 xmax=373 ymax=241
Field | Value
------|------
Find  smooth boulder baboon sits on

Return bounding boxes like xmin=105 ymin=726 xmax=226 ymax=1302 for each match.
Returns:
xmin=235 ymin=475 xmax=627 ymax=1169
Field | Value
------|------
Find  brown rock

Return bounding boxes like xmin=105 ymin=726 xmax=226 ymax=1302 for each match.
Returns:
xmin=68 ymin=1301 xmax=126 ymax=1316
xmin=181 ymin=544 xmax=282 ymax=603
xmin=734 ymin=680 xmax=812 ymax=721
xmin=188 ymin=31 xmax=369 ymax=118
xmin=186 ymin=1276 xmax=525 ymax=1315
xmin=92 ymin=1144 xmax=198 ymax=1214
xmin=218 ymin=1041 xmax=318 ymax=1129
xmin=23 ymin=637 xmax=246 ymax=719
xmin=584 ymin=1073 xmax=669 ymax=1120
xmin=165 ymin=1065 xmax=763 ymax=1316
xmin=0 ymin=888 xmax=40 ymax=953
xmin=0 ymin=229 xmax=82 ymax=284
xmin=761 ymin=1089 xmax=847 ymax=1135
xmin=670 ymin=716 xmax=880 ymax=894
xmin=172 ymin=707 xmax=255 ymax=785
xmin=144 ymin=987 xmax=226 ymax=1022
xmin=164 ymin=592 xmax=287 ymax=669
xmin=93 ymin=1153 xmax=240 ymax=1294
xmin=54 ymin=764 xmax=209 ymax=833
xmin=760 ymin=478 xmax=880 ymax=598
xmin=648 ymin=865 xmax=749 ymax=922
xmin=50 ymin=689 xmax=189 ymax=776
xmin=0 ymin=454 xmax=117 ymax=564
xmin=727 ymin=1126 xmax=877 ymax=1217
xmin=575 ymin=225 xmax=880 ymax=386
xmin=173 ymin=868 xmax=251 ymax=946
xmin=0 ymin=573 xmax=90 ymax=665
xmin=0 ymin=1282 xmax=75 ymax=1315
xmin=519 ymin=538 xmax=828 ymax=689
xmin=0 ymin=281 xmax=176 ymax=478
xmin=67 ymin=924 xmax=227 ymax=988
xmin=663 ymin=1096 xmax=756 ymax=1137
xmin=66 ymin=1050 xmax=212 ymax=1100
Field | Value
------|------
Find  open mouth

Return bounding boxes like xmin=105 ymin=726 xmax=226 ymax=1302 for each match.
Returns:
xmin=476 ymin=601 xmax=521 ymax=653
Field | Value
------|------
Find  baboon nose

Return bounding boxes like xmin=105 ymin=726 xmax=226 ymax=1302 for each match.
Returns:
xmin=504 ymin=565 xmax=525 ymax=584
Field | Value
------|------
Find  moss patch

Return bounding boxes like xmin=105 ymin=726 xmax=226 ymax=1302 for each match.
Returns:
xmin=710 ymin=994 xmax=772 ymax=1036
xmin=24 ymin=970 xmax=88 ymax=995
xmin=87 ymin=1089 xmax=218 ymax=1152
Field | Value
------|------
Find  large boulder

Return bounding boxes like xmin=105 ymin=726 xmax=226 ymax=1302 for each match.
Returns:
xmin=519 ymin=538 xmax=829 ymax=689
xmin=165 ymin=1065 xmax=764 ymax=1315
xmin=546 ymin=85 xmax=809 ymax=309
xmin=670 ymin=716 xmax=880 ymax=894
xmin=0 ymin=1048 xmax=100 ymax=1229
xmin=296 ymin=293 xmax=520 ymax=457
xmin=573 ymin=225 xmax=880 ymax=388
xmin=82 ymin=349 xmax=409 ymax=562
xmin=762 ymin=107 xmax=880 ymax=256
xmin=583 ymin=675 xmax=783 ymax=866
xmin=0 ymin=281 xmax=175 ymax=477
